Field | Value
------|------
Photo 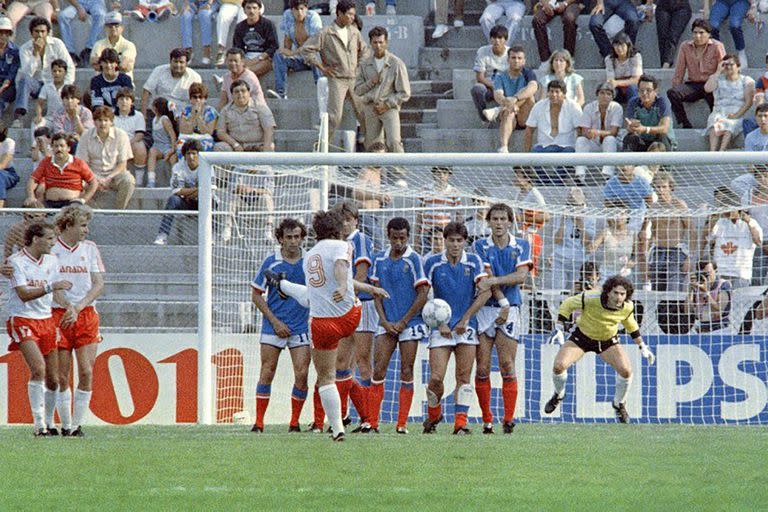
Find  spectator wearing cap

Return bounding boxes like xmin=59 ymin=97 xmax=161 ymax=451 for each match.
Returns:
xmin=0 ymin=17 xmax=21 ymax=120
xmin=470 ymin=25 xmax=509 ymax=122
xmin=215 ymin=79 xmax=275 ymax=152
xmin=181 ymin=0 xmax=216 ymax=66
xmin=90 ymin=48 xmax=133 ymax=109
xmin=142 ymin=48 xmax=202 ymax=118
xmin=269 ymin=0 xmax=322 ymax=99
xmin=233 ymin=0 xmax=278 ymax=77
xmin=624 ymin=74 xmax=677 ymax=151
xmin=58 ymin=0 xmax=108 ymax=66
xmin=217 ymin=47 xmax=266 ymax=110
xmin=524 ymin=79 xmax=583 ymax=153
xmin=575 ymin=82 xmax=623 ymax=177
xmin=49 ymin=84 xmax=94 ymax=142
xmin=90 ymin=11 xmax=137 ymax=79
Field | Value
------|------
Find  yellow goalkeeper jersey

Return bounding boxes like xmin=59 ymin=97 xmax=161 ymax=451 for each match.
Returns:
xmin=559 ymin=291 xmax=640 ymax=341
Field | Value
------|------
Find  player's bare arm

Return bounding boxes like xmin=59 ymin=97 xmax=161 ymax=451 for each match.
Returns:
xmin=393 ymin=284 xmax=429 ymax=333
xmin=15 ymin=280 xmax=72 ymax=302
xmin=454 ymin=287 xmax=492 ymax=335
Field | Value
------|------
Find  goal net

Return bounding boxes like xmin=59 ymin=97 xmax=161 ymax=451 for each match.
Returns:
xmin=203 ymin=152 xmax=768 ymax=426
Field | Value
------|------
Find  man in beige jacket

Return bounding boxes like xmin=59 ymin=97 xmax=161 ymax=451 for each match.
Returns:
xmin=355 ymin=26 xmax=411 ymax=153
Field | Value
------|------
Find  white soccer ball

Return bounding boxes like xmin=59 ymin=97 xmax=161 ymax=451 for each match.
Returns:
xmin=232 ymin=411 xmax=251 ymax=425
xmin=422 ymin=299 xmax=452 ymax=328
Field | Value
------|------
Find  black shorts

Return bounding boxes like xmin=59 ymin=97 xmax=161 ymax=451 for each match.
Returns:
xmin=569 ymin=328 xmax=619 ymax=354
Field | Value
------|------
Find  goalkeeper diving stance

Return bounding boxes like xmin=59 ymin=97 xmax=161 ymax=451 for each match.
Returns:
xmin=544 ymin=275 xmax=655 ymax=423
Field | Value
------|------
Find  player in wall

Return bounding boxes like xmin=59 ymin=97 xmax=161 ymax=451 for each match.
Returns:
xmin=544 ymin=275 xmax=656 ymax=423
xmin=423 ymin=222 xmax=491 ymax=435
xmin=472 ymin=203 xmax=532 ymax=434
xmin=368 ymin=218 xmax=430 ymax=433
xmin=250 ymin=218 xmax=311 ymax=433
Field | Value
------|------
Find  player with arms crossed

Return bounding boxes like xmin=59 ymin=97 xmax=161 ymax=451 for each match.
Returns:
xmin=250 ymin=218 xmax=311 ymax=433
xmin=473 ymin=203 xmax=532 ymax=434
xmin=368 ymin=217 xmax=430 ymax=434
xmin=423 ymin=221 xmax=491 ymax=435
xmin=544 ymin=275 xmax=655 ymax=423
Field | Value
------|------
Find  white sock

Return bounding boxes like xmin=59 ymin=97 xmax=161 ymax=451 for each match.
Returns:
xmin=44 ymin=388 xmax=56 ymax=428
xmin=553 ymin=371 xmax=567 ymax=399
xmin=57 ymin=388 xmax=72 ymax=431
xmin=72 ymin=389 xmax=92 ymax=428
xmin=280 ymin=281 xmax=309 ymax=308
xmin=613 ymin=375 xmax=633 ymax=407
xmin=134 ymin=168 xmax=145 ymax=185
xmin=28 ymin=381 xmax=45 ymax=429
xmin=318 ymin=384 xmax=343 ymax=435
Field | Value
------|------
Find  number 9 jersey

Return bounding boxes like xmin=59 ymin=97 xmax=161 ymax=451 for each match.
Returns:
xmin=304 ymin=239 xmax=357 ymax=318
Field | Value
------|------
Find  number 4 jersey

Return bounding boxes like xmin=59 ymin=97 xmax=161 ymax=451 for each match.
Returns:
xmin=304 ymin=239 xmax=357 ymax=319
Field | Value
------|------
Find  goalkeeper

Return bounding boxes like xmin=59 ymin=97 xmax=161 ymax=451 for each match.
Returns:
xmin=544 ymin=275 xmax=655 ymax=423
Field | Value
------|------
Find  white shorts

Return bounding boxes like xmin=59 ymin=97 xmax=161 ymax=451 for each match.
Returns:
xmin=477 ymin=305 xmax=523 ymax=340
xmin=428 ymin=327 xmax=478 ymax=349
xmin=356 ymin=300 xmax=379 ymax=333
xmin=375 ymin=323 xmax=429 ymax=342
xmin=260 ymin=332 xmax=311 ymax=350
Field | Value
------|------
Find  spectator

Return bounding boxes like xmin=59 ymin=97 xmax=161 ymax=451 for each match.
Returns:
xmin=470 ymin=25 xmax=509 ymax=122
xmin=3 ymin=205 xmax=46 ymax=258
xmin=154 ymin=139 xmax=201 ymax=246
xmin=465 ymin=193 xmax=492 ymax=243
xmin=687 ymin=260 xmax=732 ymax=333
xmin=269 ymin=0 xmax=322 ymax=100
xmin=365 ymin=1 xmax=397 ymax=15
xmin=432 ymin=0 xmax=466 ymax=39
xmin=214 ymin=0 xmax=245 ymax=66
xmin=300 ymin=0 xmax=367 ymax=144
xmin=479 ymin=1 xmax=526 ymax=46
xmin=623 ymin=74 xmax=677 ymax=151
xmin=177 ymin=82 xmax=218 ymax=155
xmin=31 ymin=125 xmax=52 ymax=163
xmin=354 ymin=26 xmax=410 ymax=153
xmin=668 ymin=20 xmax=725 ymax=129
xmin=648 ymin=172 xmax=691 ymax=291
xmin=704 ymin=54 xmax=755 ymax=151
xmin=742 ymin=53 xmax=768 ymax=136
xmin=6 ymin=0 xmax=55 ymax=28
xmin=415 ymin=166 xmax=461 ymax=253
xmin=589 ymin=211 xmax=636 ymax=281
xmin=532 ymin=0 xmax=585 ymax=63
xmin=220 ymin=164 xmax=275 ymax=243
xmin=575 ymin=82 xmax=623 ymax=178
xmin=603 ymin=165 xmax=654 ymax=238
xmin=513 ymin=166 xmax=548 ymax=278
xmin=141 ymin=48 xmax=202 ymax=117
xmin=705 ymin=0 xmax=756 ymax=68
xmin=58 ymin=0 xmax=108 ymax=66
xmin=709 ymin=209 xmax=762 ymax=287
xmin=49 ymin=85 xmax=94 ymax=142
xmin=740 ymin=165 xmax=768 ymax=284
xmin=90 ymin=48 xmax=133 ymax=108
xmin=0 ymin=17 xmax=20 ymax=120
xmin=482 ymin=46 xmax=538 ymax=153
xmin=146 ymin=97 xmax=177 ymax=188
xmin=524 ymin=79 xmax=583 ymax=153
xmin=90 ymin=12 xmax=137 ymax=79
xmin=744 ymin=104 xmax=768 ymax=151
xmin=215 ymin=79 xmax=276 ymax=152
xmin=605 ymin=32 xmax=642 ymax=105
xmin=33 ymin=58 xmax=67 ymax=126
xmin=574 ymin=261 xmax=601 ymax=293
xmin=537 ymin=49 xmax=584 ymax=106
xmin=547 ymin=187 xmax=596 ymax=290
xmin=655 ymin=0 xmax=692 ymax=68
xmin=25 ymin=132 xmax=98 ymax=208
xmin=113 ymin=87 xmax=147 ymax=182
xmin=0 ymin=125 xmax=18 ymax=208
xmin=218 ymin=48 xmax=266 ymax=110
xmin=351 ymin=142 xmax=391 ymax=246
xmin=589 ymin=0 xmax=640 ymax=58
xmin=181 ymin=0 xmax=215 ymax=66
xmin=233 ymin=0 xmax=278 ymax=77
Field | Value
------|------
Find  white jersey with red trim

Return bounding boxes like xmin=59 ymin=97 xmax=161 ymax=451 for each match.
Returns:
xmin=51 ymin=239 xmax=105 ymax=307
xmin=6 ymin=249 xmax=59 ymax=319
xmin=304 ymin=239 xmax=356 ymax=319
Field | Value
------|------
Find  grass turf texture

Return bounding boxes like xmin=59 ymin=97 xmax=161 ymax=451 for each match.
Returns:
xmin=2 ymin=424 xmax=765 ymax=510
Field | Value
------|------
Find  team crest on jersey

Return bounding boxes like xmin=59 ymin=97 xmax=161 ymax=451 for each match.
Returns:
xmin=464 ymin=267 xmax=471 ymax=276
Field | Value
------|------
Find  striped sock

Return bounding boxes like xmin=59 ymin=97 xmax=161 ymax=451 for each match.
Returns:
xmin=255 ymin=384 xmax=271 ymax=429
xmin=289 ymin=386 xmax=307 ymax=427
xmin=397 ymin=381 xmax=414 ymax=428
xmin=335 ymin=369 xmax=353 ymax=419
xmin=475 ymin=375 xmax=493 ymax=423
xmin=502 ymin=374 xmax=518 ymax=423
xmin=368 ymin=380 xmax=385 ymax=429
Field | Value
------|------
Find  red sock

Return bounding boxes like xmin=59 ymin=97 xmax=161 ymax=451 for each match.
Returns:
xmin=255 ymin=396 xmax=269 ymax=429
xmin=336 ymin=379 xmax=352 ymax=419
xmin=349 ymin=380 xmax=367 ymax=422
xmin=368 ymin=382 xmax=385 ymax=429
xmin=313 ymin=385 xmax=324 ymax=428
xmin=454 ymin=411 xmax=468 ymax=430
xmin=475 ymin=376 xmax=493 ymax=423
xmin=427 ymin=404 xmax=442 ymax=423
xmin=502 ymin=375 xmax=518 ymax=423
xmin=397 ymin=382 xmax=414 ymax=428
xmin=289 ymin=386 xmax=307 ymax=428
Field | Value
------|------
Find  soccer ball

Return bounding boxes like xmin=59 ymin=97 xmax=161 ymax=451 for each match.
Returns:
xmin=422 ymin=299 xmax=452 ymax=328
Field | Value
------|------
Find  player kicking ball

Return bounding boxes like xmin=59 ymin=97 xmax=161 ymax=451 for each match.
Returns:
xmin=544 ymin=275 xmax=656 ymax=423
xmin=368 ymin=218 xmax=430 ymax=434
xmin=423 ymin=222 xmax=491 ymax=435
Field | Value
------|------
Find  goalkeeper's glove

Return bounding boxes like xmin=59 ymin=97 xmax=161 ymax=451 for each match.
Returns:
xmin=639 ymin=342 xmax=655 ymax=365
xmin=546 ymin=323 xmax=565 ymax=345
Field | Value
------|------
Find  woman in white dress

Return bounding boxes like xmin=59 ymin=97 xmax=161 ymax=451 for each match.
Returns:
xmin=704 ymin=54 xmax=755 ymax=151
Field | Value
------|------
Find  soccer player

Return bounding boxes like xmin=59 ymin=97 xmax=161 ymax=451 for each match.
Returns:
xmin=6 ymin=222 xmax=71 ymax=436
xmin=544 ymin=275 xmax=656 ymax=423
xmin=423 ymin=221 xmax=491 ymax=435
xmin=473 ymin=203 xmax=532 ymax=434
xmin=51 ymin=205 xmax=105 ymax=437
xmin=368 ymin=217 xmax=430 ymax=434
xmin=250 ymin=218 xmax=310 ymax=433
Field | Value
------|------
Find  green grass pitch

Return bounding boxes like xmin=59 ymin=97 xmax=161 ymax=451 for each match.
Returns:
xmin=2 ymin=424 xmax=766 ymax=510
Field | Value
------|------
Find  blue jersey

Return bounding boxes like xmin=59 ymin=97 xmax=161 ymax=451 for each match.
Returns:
xmin=348 ymin=229 xmax=374 ymax=301
xmin=424 ymin=251 xmax=487 ymax=330
xmin=472 ymin=234 xmax=532 ymax=307
xmin=251 ymin=250 xmax=309 ymax=336
xmin=370 ymin=246 xmax=429 ymax=326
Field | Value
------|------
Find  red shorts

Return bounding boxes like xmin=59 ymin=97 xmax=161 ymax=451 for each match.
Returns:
xmin=6 ymin=316 xmax=59 ymax=356
xmin=310 ymin=304 xmax=362 ymax=350
xmin=53 ymin=306 xmax=102 ymax=351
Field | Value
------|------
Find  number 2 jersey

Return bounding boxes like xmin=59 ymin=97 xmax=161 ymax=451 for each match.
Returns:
xmin=51 ymin=238 xmax=105 ymax=308
xmin=6 ymin=249 xmax=60 ymax=319
xmin=304 ymin=239 xmax=356 ymax=319
xmin=370 ymin=245 xmax=429 ymax=327
xmin=423 ymin=251 xmax=487 ymax=330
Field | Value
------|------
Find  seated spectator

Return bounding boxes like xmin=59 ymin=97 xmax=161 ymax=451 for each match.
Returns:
xmin=215 ymin=79 xmax=276 ymax=152
xmin=75 ymin=106 xmax=135 ymax=209
xmin=146 ymin=97 xmax=177 ymax=188
xmin=113 ymin=87 xmax=147 ymax=182
xmin=269 ymin=0 xmax=322 ymax=99
xmin=709 ymin=208 xmax=762 ymax=288
xmin=33 ymin=58 xmax=67 ymax=126
xmin=705 ymin=0 xmax=755 ymax=68
xmin=532 ymin=0 xmax=585 ymax=63
xmin=470 ymin=25 xmax=509 ymax=122
xmin=90 ymin=12 xmax=137 ymax=79
xmin=744 ymin=103 xmax=768 ymax=151
xmin=218 ymin=48 xmax=266 ymax=110
xmin=0 ymin=17 xmax=20 ymax=120
xmin=524 ymin=79 xmax=583 ymax=153
xmin=25 ymin=132 xmax=98 ymax=208
xmin=537 ymin=49 xmax=584 ymax=106
xmin=416 ymin=166 xmax=461 ymax=253
xmin=742 ymin=53 xmax=768 ymax=136
xmin=603 ymin=165 xmax=654 ymax=236
xmin=6 ymin=0 xmax=55 ymax=29
xmin=667 ymin=20 xmax=724 ymax=129
xmin=648 ymin=172 xmax=690 ymax=292
xmin=479 ymin=1 xmax=526 ymax=46
xmin=90 ymin=48 xmax=134 ymax=108
xmin=214 ymin=0 xmax=245 ymax=66
xmin=605 ymin=32 xmax=642 ymax=105
xmin=177 ymin=82 xmax=218 ymax=156
xmin=575 ymin=82 xmax=623 ymax=178
xmin=740 ymin=164 xmax=768 ymax=285
xmin=181 ymin=0 xmax=216 ymax=66
xmin=141 ymin=48 xmax=202 ymax=117
xmin=432 ymin=0 xmax=466 ymax=39
xmin=31 ymin=125 xmax=52 ymax=163
xmin=0 ymin=125 xmax=18 ymax=208
xmin=49 ymin=85 xmax=94 ymax=142
xmin=623 ymin=74 xmax=677 ymax=151
xmin=589 ymin=0 xmax=639 ymax=59
xmin=220 ymin=164 xmax=275 ymax=243
xmin=154 ymin=140 xmax=201 ymax=246
xmin=655 ymin=0 xmax=692 ymax=68
xmin=704 ymin=54 xmax=754 ymax=151
xmin=233 ymin=0 xmax=278 ymax=77
xmin=58 ymin=0 xmax=107 ymax=66
xmin=687 ymin=260 xmax=732 ymax=333
xmin=546 ymin=187 xmax=596 ymax=291
xmin=482 ymin=46 xmax=538 ymax=153
xmin=589 ymin=211 xmax=636 ymax=281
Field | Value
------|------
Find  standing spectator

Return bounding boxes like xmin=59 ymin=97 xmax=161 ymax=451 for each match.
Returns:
xmin=648 ymin=172 xmax=691 ymax=291
xmin=537 ymin=49 xmax=584 ymax=106
xmin=90 ymin=12 xmax=137 ymax=79
xmin=524 ymin=79 xmax=583 ymax=153
xmin=603 ymin=165 xmax=654 ymax=234
xmin=76 ymin=106 xmax=134 ymax=209
xmin=113 ymin=87 xmax=147 ymax=182
xmin=479 ymin=1 xmax=526 ymax=46
xmin=154 ymin=140 xmax=201 ymax=246
xmin=354 ymin=26 xmax=410 ymax=153
xmin=0 ymin=125 xmax=18 ymax=208
xmin=0 ymin=17 xmax=20 ymax=121
xmin=704 ymin=54 xmax=754 ymax=151
xmin=589 ymin=0 xmax=640 ymax=59
xmin=6 ymin=0 xmax=55 ymax=28
xmin=350 ymin=142 xmax=391 ymax=247
xmin=415 ymin=166 xmax=461 ymax=253
xmin=218 ymin=48 xmax=266 ymax=109
xmin=532 ymin=0 xmax=585 ymax=63
xmin=512 ymin=167 xmax=548 ymax=278
xmin=705 ymin=0 xmax=756 ymax=68
xmin=744 ymin=104 xmax=768 ymax=151
xmin=589 ymin=212 xmax=636 ymax=281
xmin=145 ymin=97 xmax=177 ymax=188
xmin=215 ymin=79 xmax=276 ymax=151
xmin=141 ymin=48 xmax=202 ymax=117
xmin=177 ymin=82 xmax=218 ymax=154
xmin=220 ymin=164 xmax=275 ymax=243
xmin=623 ymin=74 xmax=677 ymax=151
xmin=58 ymin=0 xmax=108 ymax=66
xmin=687 ymin=260 xmax=732 ymax=333
xmin=89 ymin=48 xmax=133 ymax=108
xmin=605 ymin=32 xmax=642 ymax=105
xmin=233 ymin=0 xmax=278 ymax=77
xmin=269 ymin=0 xmax=322 ymax=100
xmin=547 ymin=187 xmax=596 ymax=290
xmin=432 ymin=0 xmax=466 ymax=39
xmin=483 ymin=46 xmax=538 ymax=153
xmin=667 ymin=20 xmax=725 ymax=129
xmin=214 ymin=0 xmax=245 ymax=66
xmin=470 ymin=25 xmax=509 ymax=122
xmin=740 ymin=165 xmax=768 ymax=284
xmin=49 ymin=85 xmax=94 ymax=142
xmin=181 ymin=0 xmax=216 ymax=66
xmin=575 ymin=82 xmax=623 ymax=178
xmin=709 ymin=209 xmax=762 ymax=287
xmin=655 ymin=0 xmax=692 ymax=68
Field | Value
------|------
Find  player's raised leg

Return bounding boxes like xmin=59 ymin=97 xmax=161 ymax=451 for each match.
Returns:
xmin=288 ymin=344 xmax=310 ymax=432
xmin=599 ymin=343 xmax=633 ymax=423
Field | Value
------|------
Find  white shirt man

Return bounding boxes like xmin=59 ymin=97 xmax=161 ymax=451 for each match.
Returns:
xmin=711 ymin=213 xmax=763 ymax=286
xmin=575 ymin=84 xmax=624 ymax=176
xmin=526 ymin=96 xmax=583 ymax=150
xmin=51 ymin=238 xmax=104 ymax=309
xmin=7 ymin=249 xmax=59 ymax=320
